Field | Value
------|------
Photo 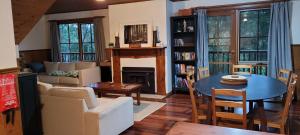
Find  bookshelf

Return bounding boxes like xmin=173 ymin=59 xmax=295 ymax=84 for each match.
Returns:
xmin=171 ymin=15 xmax=197 ymax=93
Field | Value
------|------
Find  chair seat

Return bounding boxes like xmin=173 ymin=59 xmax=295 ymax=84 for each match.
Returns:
xmin=253 ymin=110 xmax=282 ymax=129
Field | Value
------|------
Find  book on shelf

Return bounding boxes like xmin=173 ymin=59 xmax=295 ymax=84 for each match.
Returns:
xmin=174 ymin=52 xmax=195 ymax=61
xmin=174 ymin=75 xmax=188 ymax=89
xmin=175 ymin=64 xmax=195 ymax=75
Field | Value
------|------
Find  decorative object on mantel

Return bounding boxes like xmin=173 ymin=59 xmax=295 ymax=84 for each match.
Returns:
xmin=115 ymin=32 xmax=120 ymax=48
xmin=152 ymin=26 xmax=161 ymax=47
xmin=108 ymin=42 xmax=114 ymax=48
xmin=220 ymin=75 xmax=248 ymax=85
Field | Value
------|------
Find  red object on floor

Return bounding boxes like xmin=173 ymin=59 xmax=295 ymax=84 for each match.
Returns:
xmin=0 ymin=73 xmax=19 ymax=112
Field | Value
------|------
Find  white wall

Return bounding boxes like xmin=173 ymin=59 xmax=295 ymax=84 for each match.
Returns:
xmin=19 ymin=16 xmax=50 ymax=51
xmin=108 ymin=0 xmax=172 ymax=93
xmin=0 ymin=0 xmax=17 ymax=69
xmin=19 ymin=9 xmax=110 ymax=51
xmin=291 ymin=0 xmax=300 ymax=44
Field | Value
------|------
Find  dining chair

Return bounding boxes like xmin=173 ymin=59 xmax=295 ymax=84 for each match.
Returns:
xmin=211 ymin=88 xmax=247 ymax=129
xmin=253 ymin=73 xmax=298 ymax=134
xmin=232 ymin=64 xmax=252 ymax=75
xmin=184 ymin=72 xmax=211 ymax=124
xmin=198 ymin=67 xmax=210 ymax=80
xmin=277 ymin=69 xmax=292 ymax=85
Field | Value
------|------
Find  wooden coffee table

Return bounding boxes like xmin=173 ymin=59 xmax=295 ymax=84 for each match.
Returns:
xmin=88 ymin=82 xmax=142 ymax=105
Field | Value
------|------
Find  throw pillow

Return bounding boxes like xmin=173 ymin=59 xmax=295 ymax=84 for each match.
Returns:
xmin=65 ymin=71 xmax=79 ymax=78
xmin=28 ymin=62 xmax=45 ymax=73
xmin=49 ymin=70 xmax=67 ymax=76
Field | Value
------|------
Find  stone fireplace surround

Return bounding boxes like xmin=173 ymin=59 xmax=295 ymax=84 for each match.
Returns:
xmin=109 ymin=47 xmax=166 ymax=95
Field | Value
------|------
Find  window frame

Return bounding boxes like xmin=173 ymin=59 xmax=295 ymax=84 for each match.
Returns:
xmin=57 ymin=20 xmax=96 ymax=62
xmin=237 ymin=8 xmax=270 ymax=65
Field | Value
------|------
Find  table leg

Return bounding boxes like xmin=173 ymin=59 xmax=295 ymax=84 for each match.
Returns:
xmin=136 ymin=91 xmax=141 ymax=105
xmin=257 ymin=100 xmax=267 ymax=132
xmin=249 ymin=101 xmax=253 ymax=112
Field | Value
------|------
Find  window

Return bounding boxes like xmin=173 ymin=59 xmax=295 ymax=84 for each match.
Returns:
xmin=208 ymin=15 xmax=232 ymax=74
xmin=239 ymin=9 xmax=270 ymax=63
xmin=58 ymin=22 xmax=95 ymax=62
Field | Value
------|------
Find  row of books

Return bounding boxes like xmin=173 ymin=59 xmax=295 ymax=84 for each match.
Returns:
xmin=174 ymin=52 xmax=196 ymax=61
xmin=174 ymin=76 xmax=188 ymax=89
xmin=174 ymin=39 xmax=185 ymax=46
xmin=174 ymin=64 xmax=195 ymax=74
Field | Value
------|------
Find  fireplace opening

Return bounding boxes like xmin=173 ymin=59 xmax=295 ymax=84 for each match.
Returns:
xmin=122 ymin=67 xmax=155 ymax=94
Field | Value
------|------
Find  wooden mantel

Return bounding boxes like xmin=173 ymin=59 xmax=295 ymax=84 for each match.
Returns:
xmin=109 ymin=47 xmax=167 ymax=95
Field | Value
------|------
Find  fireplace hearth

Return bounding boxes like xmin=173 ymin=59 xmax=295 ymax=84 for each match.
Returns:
xmin=122 ymin=67 xmax=155 ymax=94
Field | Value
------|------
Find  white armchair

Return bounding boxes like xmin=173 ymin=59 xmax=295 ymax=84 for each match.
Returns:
xmin=38 ymin=83 xmax=134 ymax=135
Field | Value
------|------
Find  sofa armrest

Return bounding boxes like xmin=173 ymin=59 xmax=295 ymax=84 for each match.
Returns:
xmin=84 ymin=97 xmax=134 ymax=135
xmin=79 ymin=67 xmax=101 ymax=86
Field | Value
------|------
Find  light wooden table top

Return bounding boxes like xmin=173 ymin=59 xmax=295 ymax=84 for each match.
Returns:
xmin=167 ymin=122 xmax=279 ymax=135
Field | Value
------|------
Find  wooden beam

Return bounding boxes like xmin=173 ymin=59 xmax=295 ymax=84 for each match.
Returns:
xmin=12 ymin=0 xmax=56 ymax=44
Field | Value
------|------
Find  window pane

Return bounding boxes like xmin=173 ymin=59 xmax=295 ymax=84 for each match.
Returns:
xmin=92 ymin=43 xmax=95 ymax=53
xmin=83 ymin=43 xmax=92 ymax=53
xmin=258 ymin=37 xmax=268 ymax=50
xmin=259 ymin=10 xmax=270 ymax=36
xmin=59 ymin=24 xmax=69 ymax=43
xmin=240 ymin=38 xmax=258 ymax=50
xmin=69 ymin=23 xmax=79 ymax=43
xmin=81 ymin=24 xmax=92 ymax=43
xmin=240 ymin=11 xmax=258 ymax=37
xmin=219 ymin=16 xmax=231 ymax=38
xmin=91 ymin=24 xmax=95 ymax=42
xmin=70 ymin=44 xmax=79 ymax=52
xmin=208 ymin=17 xmax=218 ymax=38
xmin=60 ymin=44 xmax=69 ymax=53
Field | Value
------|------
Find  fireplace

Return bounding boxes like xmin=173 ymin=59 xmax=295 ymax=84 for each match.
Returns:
xmin=122 ymin=67 xmax=155 ymax=94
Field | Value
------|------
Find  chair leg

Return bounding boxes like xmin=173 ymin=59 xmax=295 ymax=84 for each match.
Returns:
xmin=280 ymin=125 xmax=285 ymax=134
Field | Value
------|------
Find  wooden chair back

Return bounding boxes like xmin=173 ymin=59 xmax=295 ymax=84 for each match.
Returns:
xmin=198 ymin=67 xmax=210 ymax=80
xmin=278 ymin=69 xmax=292 ymax=85
xmin=184 ymin=72 xmax=198 ymax=123
xmin=184 ymin=72 xmax=209 ymax=123
xmin=282 ymin=73 xmax=298 ymax=125
xmin=211 ymin=88 xmax=247 ymax=129
xmin=232 ymin=65 xmax=252 ymax=75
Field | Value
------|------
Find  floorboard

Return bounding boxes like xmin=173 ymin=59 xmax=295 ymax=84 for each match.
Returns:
xmin=121 ymin=94 xmax=300 ymax=135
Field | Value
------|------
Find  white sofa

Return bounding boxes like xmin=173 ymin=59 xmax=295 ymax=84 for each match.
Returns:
xmin=38 ymin=61 xmax=101 ymax=86
xmin=38 ymin=82 xmax=134 ymax=135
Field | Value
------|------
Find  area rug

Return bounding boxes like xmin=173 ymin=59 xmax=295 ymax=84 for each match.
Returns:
xmin=133 ymin=101 xmax=166 ymax=121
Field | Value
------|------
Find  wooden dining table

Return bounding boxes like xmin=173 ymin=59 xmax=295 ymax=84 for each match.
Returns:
xmin=195 ymin=74 xmax=287 ymax=131
xmin=167 ymin=122 xmax=279 ymax=135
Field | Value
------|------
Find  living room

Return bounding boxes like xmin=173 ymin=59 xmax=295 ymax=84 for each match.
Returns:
xmin=1 ymin=0 xmax=300 ymax=135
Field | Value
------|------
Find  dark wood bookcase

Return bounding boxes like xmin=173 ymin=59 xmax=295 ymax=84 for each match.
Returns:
xmin=171 ymin=15 xmax=197 ymax=93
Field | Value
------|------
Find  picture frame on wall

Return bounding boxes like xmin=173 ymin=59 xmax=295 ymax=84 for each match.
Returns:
xmin=119 ymin=21 xmax=153 ymax=48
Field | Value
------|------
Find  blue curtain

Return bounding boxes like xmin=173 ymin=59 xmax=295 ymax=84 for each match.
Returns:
xmin=268 ymin=2 xmax=293 ymax=78
xmin=196 ymin=9 xmax=209 ymax=69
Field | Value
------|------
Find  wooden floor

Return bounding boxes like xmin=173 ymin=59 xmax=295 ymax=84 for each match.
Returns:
xmin=121 ymin=94 xmax=300 ymax=135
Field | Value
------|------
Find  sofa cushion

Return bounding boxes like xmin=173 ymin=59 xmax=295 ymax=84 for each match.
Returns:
xmin=75 ymin=62 xmax=96 ymax=70
xmin=59 ymin=76 xmax=80 ymax=85
xmin=38 ymin=75 xmax=60 ymax=84
xmin=37 ymin=82 xmax=53 ymax=95
xmin=44 ymin=62 xmax=59 ymax=74
xmin=49 ymin=87 xmax=98 ymax=109
xmin=59 ymin=63 xmax=76 ymax=72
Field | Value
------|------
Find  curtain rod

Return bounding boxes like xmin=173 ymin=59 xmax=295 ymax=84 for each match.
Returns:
xmin=48 ymin=16 xmax=105 ymax=22
xmin=192 ymin=0 xmax=288 ymax=11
